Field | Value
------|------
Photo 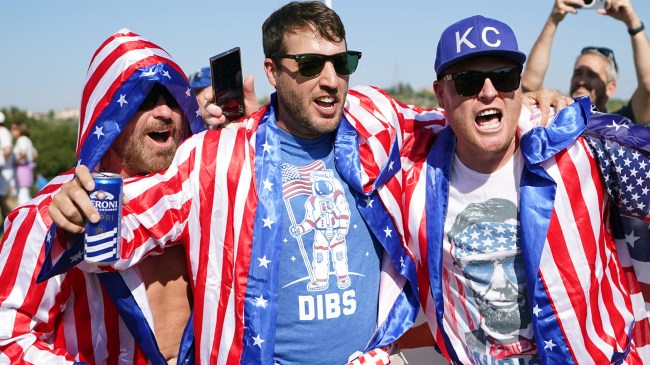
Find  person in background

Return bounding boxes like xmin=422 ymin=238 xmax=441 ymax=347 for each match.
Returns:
xmin=522 ymin=0 xmax=650 ymax=125
xmin=0 ymin=29 xmax=207 ymax=364
xmin=188 ymin=66 xmax=213 ymax=123
xmin=522 ymin=0 xmax=650 ymax=314
xmin=10 ymin=121 xmax=37 ymax=205
xmin=0 ymin=111 xmax=13 ymax=224
xmin=190 ymin=65 xmax=258 ymax=129
xmin=35 ymin=172 xmax=48 ymax=192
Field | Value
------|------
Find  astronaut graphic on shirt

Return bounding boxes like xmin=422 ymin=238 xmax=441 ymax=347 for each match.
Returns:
xmin=288 ymin=169 xmax=351 ymax=291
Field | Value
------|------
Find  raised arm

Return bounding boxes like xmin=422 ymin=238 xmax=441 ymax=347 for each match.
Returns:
xmin=605 ymin=0 xmax=650 ymax=124
xmin=522 ymin=0 xmax=582 ymax=92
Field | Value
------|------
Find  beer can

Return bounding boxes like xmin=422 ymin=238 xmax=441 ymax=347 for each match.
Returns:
xmin=84 ymin=172 xmax=123 ymax=264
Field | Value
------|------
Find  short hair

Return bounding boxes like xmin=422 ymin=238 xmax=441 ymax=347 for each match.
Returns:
xmin=576 ymin=48 xmax=618 ymax=83
xmin=262 ymin=1 xmax=346 ymax=58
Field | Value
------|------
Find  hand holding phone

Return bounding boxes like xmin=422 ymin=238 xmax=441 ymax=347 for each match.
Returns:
xmin=210 ymin=47 xmax=245 ymax=123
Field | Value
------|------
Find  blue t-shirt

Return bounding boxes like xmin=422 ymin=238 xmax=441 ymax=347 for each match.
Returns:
xmin=273 ymin=128 xmax=382 ymax=365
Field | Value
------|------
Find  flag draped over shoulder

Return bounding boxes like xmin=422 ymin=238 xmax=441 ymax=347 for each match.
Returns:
xmin=0 ymin=29 xmax=203 ymax=364
xmin=40 ymin=86 xmax=448 ymax=364
xmin=403 ymin=98 xmax=650 ymax=364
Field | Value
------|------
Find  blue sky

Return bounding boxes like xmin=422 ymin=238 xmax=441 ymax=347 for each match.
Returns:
xmin=1 ymin=1 xmax=647 ymax=112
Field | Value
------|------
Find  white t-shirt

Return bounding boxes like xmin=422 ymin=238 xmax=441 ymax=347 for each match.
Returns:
xmin=442 ymin=149 xmax=541 ymax=364
xmin=0 ymin=126 xmax=12 ymax=168
xmin=13 ymin=135 xmax=35 ymax=163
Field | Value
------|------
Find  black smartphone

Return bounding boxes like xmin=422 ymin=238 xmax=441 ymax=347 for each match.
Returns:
xmin=209 ymin=47 xmax=245 ymax=122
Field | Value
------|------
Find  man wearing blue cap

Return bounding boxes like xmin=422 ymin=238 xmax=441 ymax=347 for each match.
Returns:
xmin=401 ymin=14 xmax=649 ymax=363
xmin=189 ymin=66 xmax=212 ymax=121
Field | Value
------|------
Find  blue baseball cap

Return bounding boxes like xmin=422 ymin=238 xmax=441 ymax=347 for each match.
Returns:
xmin=188 ymin=66 xmax=211 ymax=89
xmin=435 ymin=15 xmax=526 ymax=76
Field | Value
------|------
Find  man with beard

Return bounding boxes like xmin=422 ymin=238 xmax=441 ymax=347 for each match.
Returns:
xmin=41 ymin=2 xmax=443 ymax=364
xmin=522 ymin=0 xmax=650 ymax=125
xmin=0 ymin=29 xmax=206 ymax=364
xmin=398 ymin=14 xmax=649 ymax=363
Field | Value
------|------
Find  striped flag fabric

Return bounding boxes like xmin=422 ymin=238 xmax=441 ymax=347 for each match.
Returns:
xmin=401 ymin=99 xmax=650 ymax=364
xmin=42 ymin=86 xmax=448 ymax=364
xmin=0 ymin=28 xmax=204 ymax=364
xmin=75 ymin=28 xmax=204 ymax=172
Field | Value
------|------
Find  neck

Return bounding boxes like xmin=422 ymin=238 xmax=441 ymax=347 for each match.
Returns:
xmin=455 ymin=139 xmax=519 ymax=174
xmin=98 ymin=148 xmax=136 ymax=178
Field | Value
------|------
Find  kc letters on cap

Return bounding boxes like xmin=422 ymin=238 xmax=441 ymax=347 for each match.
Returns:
xmin=434 ymin=15 xmax=527 ymax=75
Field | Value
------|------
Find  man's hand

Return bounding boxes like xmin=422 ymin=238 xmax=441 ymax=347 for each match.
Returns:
xmin=48 ymin=165 xmax=100 ymax=234
xmin=550 ymin=0 xmax=582 ymax=24
xmin=522 ymin=88 xmax=574 ymax=126
xmin=602 ymin=0 xmax=639 ymax=29
xmin=204 ymin=75 xmax=261 ymax=127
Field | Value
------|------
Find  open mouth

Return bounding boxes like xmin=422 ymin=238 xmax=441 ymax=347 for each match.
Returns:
xmin=475 ymin=109 xmax=503 ymax=131
xmin=314 ymin=95 xmax=337 ymax=115
xmin=146 ymin=130 xmax=172 ymax=144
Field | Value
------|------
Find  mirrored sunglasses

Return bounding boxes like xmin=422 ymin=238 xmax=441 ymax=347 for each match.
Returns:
xmin=440 ymin=66 xmax=522 ymax=97
xmin=138 ymin=84 xmax=180 ymax=111
xmin=272 ymin=51 xmax=362 ymax=77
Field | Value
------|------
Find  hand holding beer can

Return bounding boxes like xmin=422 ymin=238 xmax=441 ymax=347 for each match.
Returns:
xmin=84 ymin=172 xmax=123 ymax=264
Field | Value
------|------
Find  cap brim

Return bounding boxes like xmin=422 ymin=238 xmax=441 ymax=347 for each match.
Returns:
xmin=437 ymin=50 xmax=526 ymax=76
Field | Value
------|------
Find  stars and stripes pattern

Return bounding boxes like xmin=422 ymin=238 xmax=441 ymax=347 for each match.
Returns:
xmin=48 ymin=86 xmax=447 ymax=364
xmin=0 ymin=29 xmax=204 ymax=364
xmin=76 ymin=28 xmax=204 ymax=172
xmin=402 ymin=98 xmax=649 ymax=364
xmin=281 ymin=160 xmax=325 ymax=199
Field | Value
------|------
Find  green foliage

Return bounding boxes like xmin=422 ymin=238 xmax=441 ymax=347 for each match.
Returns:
xmin=606 ymin=98 xmax=626 ymax=113
xmin=1 ymin=108 xmax=77 ymax=180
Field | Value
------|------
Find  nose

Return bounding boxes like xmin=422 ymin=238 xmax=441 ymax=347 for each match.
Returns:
xmin=489 ymin=262 xmax=510 ymax=296
xmin=477 ymin=77 xmax=499 ymax=101
xmin=150 ymin=96 xmax=173 ymax=119
xmin=318 ymin=60 xmax=340 ymax=89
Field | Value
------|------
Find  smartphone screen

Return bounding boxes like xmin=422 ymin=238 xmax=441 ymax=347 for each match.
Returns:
xmin=210 ymin=47 xmax=245 ymax=122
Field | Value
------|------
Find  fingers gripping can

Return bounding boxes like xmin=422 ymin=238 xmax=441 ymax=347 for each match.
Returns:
xmin=84 ymin=172 xmax=123 ymax=264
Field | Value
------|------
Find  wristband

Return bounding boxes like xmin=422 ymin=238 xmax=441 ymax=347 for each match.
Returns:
xmin=628 ymin=22 xmax=645 ymax=36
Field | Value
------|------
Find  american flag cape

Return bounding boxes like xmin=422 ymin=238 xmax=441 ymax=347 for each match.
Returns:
xmin=40 ymin=85 xmax=448 ymax=364
xmin=402 ymin=97 xmax=650 ymax=364
xmin=0 ymin=29 xmax=204 ymax=364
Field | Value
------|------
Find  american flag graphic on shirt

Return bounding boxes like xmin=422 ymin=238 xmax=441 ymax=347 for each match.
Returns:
xmin=402 ymin=99 xmax=650 ymax=364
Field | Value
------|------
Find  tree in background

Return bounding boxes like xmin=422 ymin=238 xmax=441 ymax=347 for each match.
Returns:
xmin=1 ymin=107 xmax=77 ymax=181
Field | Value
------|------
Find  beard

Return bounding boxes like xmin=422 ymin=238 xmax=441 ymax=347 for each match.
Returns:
xmin=474 ymin=290 xmax=532 ymax=338
xmin=275 ymin=77 xmax=344 ymax=137
xmin=121 ymin=121 xmax=183 ymax=175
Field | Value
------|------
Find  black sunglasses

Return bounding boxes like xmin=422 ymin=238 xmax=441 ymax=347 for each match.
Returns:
xmin=581 ymin=46 xmax=618 ymax=72
xmin=272 ymin=51 xmax=362 ymax=77
xmin=138 ymin=84 xmax=180 ymax=111
xmin=440 ymin=66 xmax=522 ymax=97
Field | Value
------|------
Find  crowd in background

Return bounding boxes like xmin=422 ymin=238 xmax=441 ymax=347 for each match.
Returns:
xmin=0 ymin=111 xmax=39 ymax=227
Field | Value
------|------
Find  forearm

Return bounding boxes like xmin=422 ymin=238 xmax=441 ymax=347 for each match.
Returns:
xmin=629 ymin=19 xmax=650 ymax=124
xmin=522 ymin=17 xmax=561 ymax=92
